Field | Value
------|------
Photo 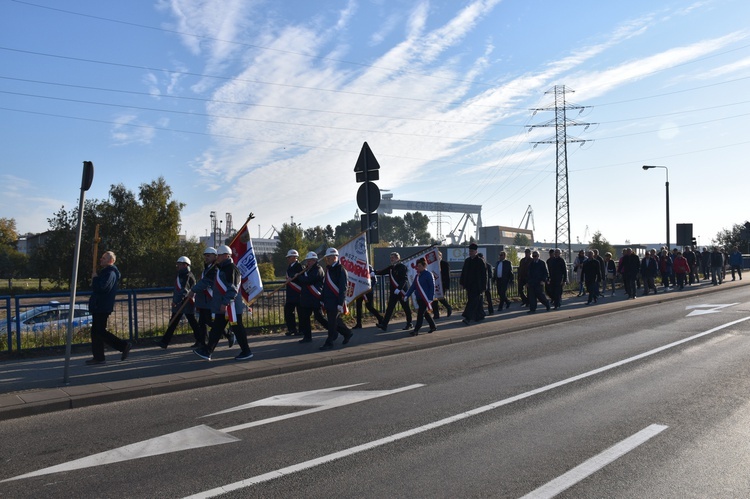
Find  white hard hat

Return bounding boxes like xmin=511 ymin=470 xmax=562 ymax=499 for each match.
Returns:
xmin=305 ymin=251 xmax=318 ymax=260
xmin=217 ymin=245 xmax=232 ymax=255
xmin=286 ymin=249 xmax=299 ymax=258
xmin=325 ymin=247 xmax=339 ymax=257
xmin=177 ymin=256 xmax=191 ymax=265
xmin=203 ymin=247 xmax=217 ymax=255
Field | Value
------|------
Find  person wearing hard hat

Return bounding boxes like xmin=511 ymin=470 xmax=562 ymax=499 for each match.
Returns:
xmin=319 ymin=247 xmax=352 ymax=350
xmin=353 ymin=264 xmax=384 ymax=329
xmin=156 ymin=256 xmax=201 ymax=348
xmin=191 ymin=245 xmax=253 ymax=361
xmin=284 ymin=249 xmax=303 ymax=337
xmin=375 ymin=252 xmax=413 ymax=332
xmin=295 ymin=251 xmax=328 ymax=344
xmin=190 ymin=247 xmax=235 ymax=350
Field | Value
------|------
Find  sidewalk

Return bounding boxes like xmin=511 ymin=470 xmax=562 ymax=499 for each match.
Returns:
xmin=1 ymin=278 xmax=745 ymax=420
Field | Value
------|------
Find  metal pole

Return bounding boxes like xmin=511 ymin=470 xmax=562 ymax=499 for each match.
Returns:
xmin=63 ymin=162 xmax=94 ymax=384
xmin=665 ymin=179 xmax=670 ymax=251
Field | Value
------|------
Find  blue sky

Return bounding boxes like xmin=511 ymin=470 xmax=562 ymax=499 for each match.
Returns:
xmin=1 ymin=0 xmax=748 ymax=249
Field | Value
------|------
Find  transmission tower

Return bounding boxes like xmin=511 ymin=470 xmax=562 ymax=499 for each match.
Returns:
xmin=528 ymin=85 xmax=593 ymax=262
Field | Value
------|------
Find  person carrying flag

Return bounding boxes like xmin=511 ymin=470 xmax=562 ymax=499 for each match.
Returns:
xmin=319 ymin=247 xmax=352 ymax=350
xmin=156 ymin=256 xmax=201 ymax=348
xmin=375 ymin=252 xmax=413 ymax=332
xmin=191 ymin=245 xmax=253 ymax=361
xmin=403 ymin=257 xmax=437 ymax=336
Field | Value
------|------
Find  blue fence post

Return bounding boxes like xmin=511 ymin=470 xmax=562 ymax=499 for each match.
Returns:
xmin=13 ymin=295 xmax=21 ymax=353
xmin=129 ymin=290 xmax=136 ymax=341
xmin=1 ymin=296 xmax=10 ymax=353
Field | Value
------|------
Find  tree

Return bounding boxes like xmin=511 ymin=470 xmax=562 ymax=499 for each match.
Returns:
xmin=714 ymin=222 xmax=750 ymax=252
xmin=33 ymin=177 xmax=190 ymax=288
xmin=334 ymin=219 xmax=361 ymax=246
xmin=272 ymin=223 xmax=305 ymax=276
xmin=0 ymin=218 xmax=18 ymax=249
xmin=0 ymin=217 xmax=28 ymax=284
xmin=513 ymin=233 xmax=531 ymax=247
xmin=588 ymin=231 xmax=615 ymax=257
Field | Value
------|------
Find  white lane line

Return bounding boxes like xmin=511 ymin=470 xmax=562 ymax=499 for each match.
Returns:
xmin=184 ymin=316 xmax=750 ymax=499
xmin=519 ymin=424 xmax=668 ymax=499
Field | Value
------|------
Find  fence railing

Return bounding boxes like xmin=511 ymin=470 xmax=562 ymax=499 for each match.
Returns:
xmin=0 ymin=273 xmax=549 ymax=355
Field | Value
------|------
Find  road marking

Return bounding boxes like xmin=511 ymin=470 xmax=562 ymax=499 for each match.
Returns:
xmin=184 ymin=315 xmax=750 ymax=498
xmin=686 ymin=303 xmax=738 ymax=316
xmin=519 ymin=424 xmax=668 ymax=499
xmin=2 ymin=426 xmax=239 ymax=482
xmin=0 ymin=384 xmax=423 ymax=483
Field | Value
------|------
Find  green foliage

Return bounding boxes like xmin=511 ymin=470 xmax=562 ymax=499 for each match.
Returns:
xmin=333 ymin=212 xmax=432 ymax=247
xmin=271 ymin=223 xmax=305 ymax=276
xmin=506 ymin=246 xmax=519 ymax=266
xmin=589 ymin=231 xmax=615 ymax=257
xmin=714 ymin=222 xmax=750 ymax=251
xmin=258 ymin=262 xmax=276 ymax=281
xmin=513 ymin=233 xmax=531 ymax=247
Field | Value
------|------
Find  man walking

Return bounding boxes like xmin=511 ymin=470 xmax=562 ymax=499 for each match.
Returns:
xmin=294 ymin=251 xmax=328 ymax=344
xmin=192 ymin=245 xmax=253 ymax=361
xmin=460 ymin=243 xmax=487 ymax=324
xmin=547 ymin=248 xmax=567 ymax=309
xmin=319 ymin=248 xmax=352 ymax=350
xmin=156 ymin=256 xmax=201 ymax=348
xmin=517 ymin=248 xmax=532 ymax=306
xmin=284 ymin=249 xmax=303 ymax=336
xmin=376 ymin=252 xmax=413 ymax=332
xmin=354 ymin=264 xmax=384 ymax=329
xmin=86 ymin=251 xmax=131 ymax=365
xmin=527 ymin=251 xmax=551 ymax=314
xmin=433 ymin=251 xmax=453 ymax=319
xmin=729 ymin=246 xmax=743 ymax=281
xmin=495 ymin=251 xmax=513 ymax=310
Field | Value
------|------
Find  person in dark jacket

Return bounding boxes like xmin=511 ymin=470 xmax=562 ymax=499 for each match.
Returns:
xmin=191 ymin=245 xmax=253 ymax=361
xmin=375 ymin=252 xmax=413 ymax=332
xmin=729 ymin=246 xmax=743 ymax=281
xmin=659 ymin=249 xmax=673 ymax=289
xmin=404 ymin=258 xmax=437 ymax=336
xmin=478 ymin=253 xmax=494 ymax=315
xmin=527 ymin=251 xmax=551 ymax=313
xmin=189 ymin=247 xmax=234 ymax=350
xmin=640 ymin=249 xmax=659 ymax=295
xmin=284 ymin=249 xmax=304 ymax=336
xmin=581 ymin=250 xmax=602 ymax=304
xmin=495 ymin=251 xmax=513 ymax=310
xmin=517 ymin=248 xmax=532 ymax=306
xmin=460 ymin=243 xmax=487 ymax=325
xmin=294 ymin=252 xmax=329 ymax=344
xmin=711 ymin=247 xmax=725 ymax=285
xmin=547 ymin=248 xmax=567 ymax=309
xmin=319 ymin=247 xmax=352 ymax=350
xmin=700 ymin=247 xmax=711 ymax=280
xmin=354 ymin=265 xmax=384 ymax=329
xmin=622 ymin=248 xmax=640 ymax=299
xmin=432 ymin=251 xmax=453 ymax=319
xmin=684 ymin=246 xmax=698 ymax=285
xmin=156 ymin=256 xmax=201 ymax=348
xmin=86 ymin=251 xmax=131 ymax=365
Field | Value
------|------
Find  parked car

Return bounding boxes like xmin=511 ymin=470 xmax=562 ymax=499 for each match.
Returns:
xmin=0 ymin=301 xmax=92 ymax=334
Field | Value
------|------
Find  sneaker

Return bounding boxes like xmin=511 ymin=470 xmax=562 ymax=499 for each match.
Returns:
xmin=193 ymin=348 xmax=211 ymax=361
xmin=85 ymin=358 xmax=106 ymax=365
xmin=227 ymin=332 xmax=236 ymax=348
xmin=235 ymin=350 xmax=254 ymax=361
xmin=121 ymin=342 xmax=132 ymax=361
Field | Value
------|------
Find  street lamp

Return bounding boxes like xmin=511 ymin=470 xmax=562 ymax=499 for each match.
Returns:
xmin=642 ymin=165 xmax=670 ymax=250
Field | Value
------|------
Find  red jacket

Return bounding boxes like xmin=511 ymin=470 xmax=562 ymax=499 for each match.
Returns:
xmin=673 ymin=255 xmax=690 ymax=274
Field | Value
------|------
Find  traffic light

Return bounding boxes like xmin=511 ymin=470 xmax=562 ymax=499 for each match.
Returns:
xmin=691 ymin=237 xmax=697 ymax=247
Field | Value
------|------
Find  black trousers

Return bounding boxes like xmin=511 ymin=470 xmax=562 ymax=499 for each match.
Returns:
xmin=432 ymin=297 xmax=452 ymax=318
xmin=382 ymin=292 xmax=412 ymax=326
xmin=462 ymin=292 xmax=485 ymax=321
xmin=160 ymin=309 xmax=200 ymax=346
xmin=323 ymin=307 xmax=351 ymax=346
xmin=549 ymin=281 xmax=564 ymax=307
xmin=298 ymin=305 xmax=329 ymax=341
xmin=207 ymin=314 xmax=249 ymax=354
xmin=496 ymin=279 xmax=511 ymax=307
xmin=527 ymin=282 xmax=549 ymax=312
xmin=413 ymin=302 xmax=436 ymax=333
xmin=484 ymin=288 xmax=494 ymax=314
xmin=90 ymin=312 xmax=127 ymax=361
xmin=355 ymin=291 xmax=383 ymax=326
xmin=518 ymin=278 xmax=529 ymax=305
xmin=196 ymin=307 xmax=212 ymax=345
xmin=284 ymin=301 xmax=299 ymax=334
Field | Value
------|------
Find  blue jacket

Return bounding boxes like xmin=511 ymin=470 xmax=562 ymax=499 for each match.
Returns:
xmin=297 ymin=262 xmax=325 ymax=309
xmin=322 ymin=262 xmax=348 ymax=308
xmin=89 ymin=264 xmax=120 ymax=314
xmin=192 ymin=258 xmax=246 ymax=316
xmin=405 ymin=269 xmax=435 ymax=305
xmin=730 ymin=250 xmax=743 ymax=267
xmin=172 ymin=267 xmax=196 ymax=314
xmin=193 ymin=264 xmax=217 ymax=310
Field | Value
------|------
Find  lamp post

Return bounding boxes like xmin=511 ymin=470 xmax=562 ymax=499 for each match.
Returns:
xmin=642 ymin=165 xmax=670 ymax=250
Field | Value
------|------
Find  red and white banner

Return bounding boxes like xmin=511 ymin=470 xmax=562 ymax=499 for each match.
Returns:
xmin=337 ymin=232 xmax=371 ymax=308
xmin=229 ymin=223 xmax=263 ymax=304
xmin=402 ymin=246 xmax=443 ymax=308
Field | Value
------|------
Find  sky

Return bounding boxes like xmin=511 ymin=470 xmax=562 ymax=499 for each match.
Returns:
xmin=1 ymin=0 xmax=749 ymax=250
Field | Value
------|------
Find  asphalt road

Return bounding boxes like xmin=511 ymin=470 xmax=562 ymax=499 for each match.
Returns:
xmin=1 ymin=285 xmax=749 ymax=498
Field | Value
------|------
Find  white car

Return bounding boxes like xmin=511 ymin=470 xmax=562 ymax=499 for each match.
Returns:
xmin=0 ymin=301 xmax=92 ymax=334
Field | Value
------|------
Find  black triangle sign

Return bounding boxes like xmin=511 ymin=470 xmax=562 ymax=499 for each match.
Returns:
xmin=353 ymin=142 xmax=381 ymax=172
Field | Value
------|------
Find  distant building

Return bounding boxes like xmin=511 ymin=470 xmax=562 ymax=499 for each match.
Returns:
xmin=478 ymin=225 xmax=534 ymax=246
